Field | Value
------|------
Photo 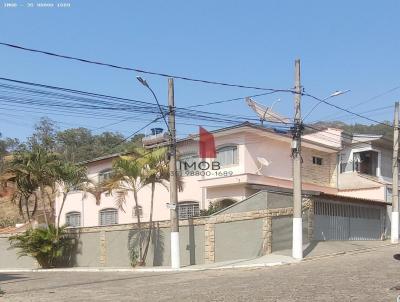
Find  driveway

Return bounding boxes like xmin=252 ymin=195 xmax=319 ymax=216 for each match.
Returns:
xmin=1 ymin=244 xmax=400 ymax=301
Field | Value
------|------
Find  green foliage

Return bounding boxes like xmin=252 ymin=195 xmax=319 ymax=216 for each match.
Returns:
xmin=129 ymin=248 xmax=139 ymax=267
xmin=28 ymin=117 xmax=58 ymax=152
xmin=0 ymin=117 xmax=146 ymax=163
xmin=6 ymin=147 xmax=62 ymax=223
xmin=200 ymin=199 xmax=236 ymax=216
xmin=8 ymin=225 xmax=76 ymax=268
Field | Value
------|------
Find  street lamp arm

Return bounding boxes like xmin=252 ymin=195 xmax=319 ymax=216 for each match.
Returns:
xmin=147 ymin=85 xmax=170 ymax=133
xmin=136 ymin=76 xmax=170 ymax=133
xmin=302 ymin=90 xmax=350 ymax=122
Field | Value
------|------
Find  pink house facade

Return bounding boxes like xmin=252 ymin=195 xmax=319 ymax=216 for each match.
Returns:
xmin=55 ymin=123 xmax=395 ymax=228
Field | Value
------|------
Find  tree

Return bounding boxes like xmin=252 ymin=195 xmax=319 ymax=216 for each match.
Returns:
xmin=56 ymin=128 xmax=95 ymax=163
xmin=56 ymin=162 xmax=88 ymax=233
xmin=28 ymin=117 xmax=58 ymax=151
xmin=107 ymin=152 xmax=147 ymax=264
xmin=7 ymin=147 xmax=61 ymax=227
xmin=9 ymin=225 xmax=76 ymax=268
xmin=141 ymin=147 xmax=170 ymax=263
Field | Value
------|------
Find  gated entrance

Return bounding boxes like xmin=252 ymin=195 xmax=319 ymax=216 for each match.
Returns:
xmin=314 ymin=199 xmax=385 ymax=240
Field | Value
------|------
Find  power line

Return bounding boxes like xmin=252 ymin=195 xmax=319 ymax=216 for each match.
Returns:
xmin=187 ymin=91 xmax=279 ymax=108
xmin=312 ymin=105 xmax=393 ymax=123
xmin=0 ymin=42 xmax=292 ymax=93
xmin=110 ymin=117 xmax=162 ymax=150
xmin=2 ymin=43 xmax=396 ymax=131
xmin=319 ymin=85 xmax=400 ymax=121
xmin=0 ymin=77 xmax=264 ymax=124
xmin=302 ymin=92 xmax=394 ymax=129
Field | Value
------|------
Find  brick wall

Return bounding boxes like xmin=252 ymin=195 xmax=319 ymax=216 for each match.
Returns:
xmin=302 ymin=148 xmax=337 ymax=187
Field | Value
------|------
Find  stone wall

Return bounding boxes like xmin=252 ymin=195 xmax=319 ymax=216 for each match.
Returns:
xmin=0 ymin=204 xmax=312 ymax=268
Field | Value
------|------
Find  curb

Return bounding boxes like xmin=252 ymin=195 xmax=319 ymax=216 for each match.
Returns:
xmin=0 ymin=261 xmax=289 ymax=273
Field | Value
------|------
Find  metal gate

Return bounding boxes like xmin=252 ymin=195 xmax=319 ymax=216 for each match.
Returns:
xmin=314 ymin=200 xmax=383 ymax=240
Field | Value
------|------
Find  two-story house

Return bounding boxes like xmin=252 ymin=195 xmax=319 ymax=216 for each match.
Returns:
xmin=56 ymin=122 xmax=346 ymax=228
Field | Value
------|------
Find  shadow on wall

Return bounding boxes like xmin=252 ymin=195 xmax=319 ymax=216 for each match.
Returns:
xmin=187 ymin=218 xmax=196 ymax=265
xmin=152 ymin=222 xmax=165 ymax=266
xmin=59 ymin=232 xmax=80 ymax=268
xmin=128 ymin=222 xmax=165 ymax=266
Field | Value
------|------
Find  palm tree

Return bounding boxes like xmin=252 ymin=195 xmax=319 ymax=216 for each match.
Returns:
xmin=56 ymin=162 xmax=88 ymax=232
xmin=107 ymin=153 xmax=146 ymax=264
xmin=5 ymin=147 xmax=60 ymax=227
xmin=82 ymin=180 xmax=109 ymax=206
xmin=141 ymin=147 xmax=170 ymax=263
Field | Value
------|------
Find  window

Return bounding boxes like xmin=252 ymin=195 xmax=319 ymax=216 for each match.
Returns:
xmin=353 ymin=150 xmax=378 ymax=176
xmin=178 ymin=201 xmax=200 ymax=219
xmin=312 ymin=156 xmax=323 ymax=165
xmin=98 ymin=169 xmax=113 ymax=183
xmin=178 ymin=154 xmax=198 ymax=171
xmin=65 ymin=211 xmax=81 ymax=227
xmin=132 ymin=205 xmax=143 ymax=218
xmin=216 ymin=145 xmax=238 ymax=167
xmin=99 ymin=208 xmax=118 ymax=226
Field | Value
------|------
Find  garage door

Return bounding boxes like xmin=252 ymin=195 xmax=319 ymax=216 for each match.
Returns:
xmin=314 ymin=200 xmax=383 ymax=240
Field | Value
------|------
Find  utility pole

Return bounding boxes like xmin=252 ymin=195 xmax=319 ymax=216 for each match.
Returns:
xmin=292 ymin=59 xmax=303 ymax=259
xmin=391 ymin=101 xmax=399 ymax=244
xmin=168 ymin=78 xmax=180 ymax=268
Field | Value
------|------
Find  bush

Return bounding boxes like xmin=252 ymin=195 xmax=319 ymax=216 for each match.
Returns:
xmin=8 ymin=225 xmax=76 ymax=268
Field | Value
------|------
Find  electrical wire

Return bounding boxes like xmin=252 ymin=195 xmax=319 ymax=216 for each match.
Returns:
xmin=0 ymin=42 xmax=292 ymax=93
xmin=302 ymin=92 xmax=394 ymax=129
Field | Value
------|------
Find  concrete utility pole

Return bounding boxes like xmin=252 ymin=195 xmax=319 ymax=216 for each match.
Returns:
xmin=391 ymin=101 xmax=399 ymax=244
xmin=168 ymin=78 xmax=180 ymax=268
xmin=292 ymin=59 xmax=303 ymax=259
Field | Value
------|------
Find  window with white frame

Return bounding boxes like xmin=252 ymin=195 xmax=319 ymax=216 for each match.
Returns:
xmin=98 ymin=168 xmax=113 ymax=183
xmin=178 ymin=201 xmax=200 ymax=219
xmin=216 ymin=145 xmax=238 ymax=167
xmin=65 ymin=211 xmax=81 ymax=227
xmin=99 ymin=208 xmax=118 ymax=226
xmin=178 ymin=153 xmax=198 ymax=171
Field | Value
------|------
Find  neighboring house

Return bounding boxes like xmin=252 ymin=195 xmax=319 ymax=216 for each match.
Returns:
xmin=304 ymin=128 xmax=397 ymax=203
xmin=55 ymin=122 xmax=395 ymax=229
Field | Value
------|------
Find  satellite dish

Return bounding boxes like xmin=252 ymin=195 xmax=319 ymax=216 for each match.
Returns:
xmin=246 ymin=97 xmax=291 ymax=125
xmin=256 ymin=157 xmax=270 ymax=175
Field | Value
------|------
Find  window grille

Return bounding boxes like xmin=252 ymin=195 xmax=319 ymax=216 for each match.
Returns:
xmin=65 ymin=211 xmax=81 ymax=227
xmin=178 ymin=202 xmax=200 ymax=219
xmin=99 ymin=208 xmax=118 ymax=226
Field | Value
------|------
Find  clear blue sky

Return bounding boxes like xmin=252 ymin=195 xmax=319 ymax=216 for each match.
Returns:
xmin=0 ymin=0 xmax=399 ymax=140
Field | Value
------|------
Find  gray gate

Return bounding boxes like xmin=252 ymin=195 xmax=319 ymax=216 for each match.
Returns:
xmin=314 ymin=200 xmax=383 ymax=240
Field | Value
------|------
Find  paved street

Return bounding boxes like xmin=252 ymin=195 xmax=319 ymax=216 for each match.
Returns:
xmin=1 ymin=244 xmax=400 ymax=302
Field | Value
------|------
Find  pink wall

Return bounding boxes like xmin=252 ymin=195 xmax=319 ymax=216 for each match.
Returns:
xmin=55 ymin=126 xmax=342 ymax=227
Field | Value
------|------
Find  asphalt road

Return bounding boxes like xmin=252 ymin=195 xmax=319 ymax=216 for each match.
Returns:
xmin=1 ymin=244 xmax=400 ymax=301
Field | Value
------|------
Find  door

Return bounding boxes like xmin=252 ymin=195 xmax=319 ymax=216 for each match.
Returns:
xmin=314 ymin=200 xmax=383 ymax=241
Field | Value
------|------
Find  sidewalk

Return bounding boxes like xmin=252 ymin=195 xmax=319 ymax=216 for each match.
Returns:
xmin=274 ymin=240 xmax=393 ymax=259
